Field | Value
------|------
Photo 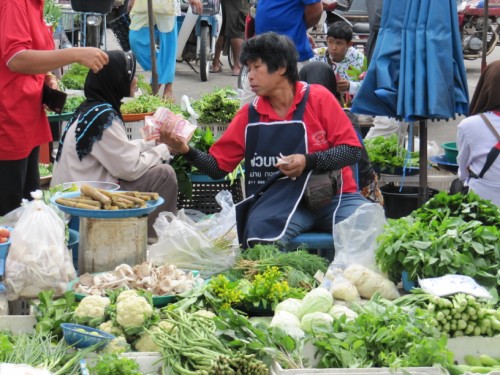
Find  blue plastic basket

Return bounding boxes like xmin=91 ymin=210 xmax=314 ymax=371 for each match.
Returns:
xmin=0 ymin=226 xmax=13 ymax=292
xmin=61 ymin=323 xmax=114 ymax=350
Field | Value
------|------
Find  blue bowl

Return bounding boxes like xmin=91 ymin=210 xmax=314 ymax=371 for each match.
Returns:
xmin=61 ymin=323 xmax=114 ymax=350
xmin=0 ymin=226 xmax=13 ymax=263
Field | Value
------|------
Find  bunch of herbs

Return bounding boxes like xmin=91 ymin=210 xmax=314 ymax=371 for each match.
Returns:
xmin=375 ymin=191 xmax=500 ymax=294
xmin=191 ymin=87 xmax=239 ymax=124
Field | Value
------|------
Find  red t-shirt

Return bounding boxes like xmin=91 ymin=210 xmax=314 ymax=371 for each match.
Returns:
xmin=0 ymin=0 xmax=54 ymax=160
xmin=210 ymin=82 xmax=361 ymax=193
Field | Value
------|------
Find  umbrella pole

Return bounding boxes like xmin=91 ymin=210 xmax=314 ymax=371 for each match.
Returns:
xmin=147 ymin=0 xmax=159 ymax=95
xmin=417 ymin=119 xmax=429 ymax=207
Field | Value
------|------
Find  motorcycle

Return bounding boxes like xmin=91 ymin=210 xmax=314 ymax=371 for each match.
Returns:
xmin=176 ymin=0 xmax=222 ymax=82
xmin=457 ymin=0 xmax=500 ymax=60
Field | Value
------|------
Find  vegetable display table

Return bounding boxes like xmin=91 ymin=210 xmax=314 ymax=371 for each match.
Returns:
xmin=51 ymin=193 xmax=164 ymax=274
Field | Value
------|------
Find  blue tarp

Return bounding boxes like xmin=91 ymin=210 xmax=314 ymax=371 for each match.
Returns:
xmin=351 ymin=0 xmax=469 ymax=121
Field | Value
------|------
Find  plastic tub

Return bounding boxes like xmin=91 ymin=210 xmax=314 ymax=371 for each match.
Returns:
xmin=441 ymin=142 xmax=458 ymax=164
xmin=68 ymin=228 xmax=79 ymax=271
xmin=381 ymin=184 xmax=438 ymax=219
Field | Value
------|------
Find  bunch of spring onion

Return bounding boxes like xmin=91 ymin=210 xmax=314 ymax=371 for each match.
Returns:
xmin=395 ymin=289 xmax=500 ymax=338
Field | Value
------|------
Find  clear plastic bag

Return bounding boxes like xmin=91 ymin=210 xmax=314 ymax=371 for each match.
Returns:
xmin=149 ymin=191 xmax=240 ymax=277
xmin=321 ymin=203 xmax=399 ymax=301
xmin=4 ymin=191 xmax=76 ymax=300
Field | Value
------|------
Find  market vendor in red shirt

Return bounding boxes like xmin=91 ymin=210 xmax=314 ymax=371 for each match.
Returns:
xmin=0 ymin=0 xmax=109 ymax=216
xmin=162 ymin=32 xmax=368 ymax=257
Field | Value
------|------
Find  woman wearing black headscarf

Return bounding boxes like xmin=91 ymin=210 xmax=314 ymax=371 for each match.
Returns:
xmin=456 ymin=60 xmax=500 ymax=206
xmin=52 ymin=50 xmax=178 ymax=239
xmin=299 ymin=61 xmax=383 ymax=205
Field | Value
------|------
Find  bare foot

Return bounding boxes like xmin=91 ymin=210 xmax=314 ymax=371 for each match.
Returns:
xmin=210 ymin=61 xmax=223 ymax=73
xmin=162 ymin=83 xmax=174 ymax=101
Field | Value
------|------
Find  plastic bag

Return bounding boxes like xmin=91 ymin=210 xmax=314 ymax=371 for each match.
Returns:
xmin=321 ymin=203 xmax=399 ymax=300
xmin=332 ymin=202 xmax=387 ymax=270
xmin=149 ymin=191 xmax=240 ymax=277
xmin=4 ymin=191 xmax=76 ymax=300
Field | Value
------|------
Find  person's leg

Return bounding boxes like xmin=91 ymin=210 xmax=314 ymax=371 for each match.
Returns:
xmin=0 ymin=147 xmax=40 ymax=216
xmin=278 ymin=202 xmax=316 ymax=247
xmin=211 ymin=34 xmax=224 ymax=72
xmin=211 ymin=3 xmax=226 ymax=72
xmin=157 ymin=22 xmax=177 ymax=100
xmin=230 ymin=37 xmax=243 ymax=76
xmin=129 ymin=27 xmax=152 ymax=71
xmin=119 ymin=164 xmax=178 ymax=239
xmin=24 ymin=146 xmax=41 ymax=200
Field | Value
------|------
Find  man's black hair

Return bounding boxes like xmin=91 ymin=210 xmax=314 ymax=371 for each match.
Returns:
xmin=239 ymin=32 xmax=299 ymax=84
xmin=327 ymin=21 xmax=353 ymax=43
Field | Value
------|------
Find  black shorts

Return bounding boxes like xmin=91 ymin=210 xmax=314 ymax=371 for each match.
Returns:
xmin=221 ymin=0 xmax=248 ymax=39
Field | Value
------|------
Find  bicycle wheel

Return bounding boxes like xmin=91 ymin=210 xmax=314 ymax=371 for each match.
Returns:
xmin=226 ymin=41 xmax=235 ymax=70
xmin=199 ymin=24 xmax=210 ymax=82
xmin=237 ymin=64 xmax=248 ymax=90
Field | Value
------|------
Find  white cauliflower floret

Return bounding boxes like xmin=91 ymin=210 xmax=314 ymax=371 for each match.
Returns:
xmin=102 ymin=335 xmax=131 ymax=354
xmin=74 ymin=295 xmax=110 ymax=320
xmin=116 ymin=295 xmax=153 ymax=329
xmin=116 ymin=289 xmax=139 ymax=304
xmin=99 ymin=320 xmax=125 ymax=336
xmin=134 ymin=320 xmax=176 ymax=352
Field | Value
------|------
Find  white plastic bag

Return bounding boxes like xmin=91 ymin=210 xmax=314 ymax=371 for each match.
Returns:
xmin=149 ymin=191 xmax=240 ymax=277
xmin=321 ymin=203 xmax=399 ymax=300
xmin=4 ymin=191 xmax=76 ymax=300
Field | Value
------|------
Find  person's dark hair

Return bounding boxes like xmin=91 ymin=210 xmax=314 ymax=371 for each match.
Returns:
xmin=239 ymin=32 xmax=299 ymax=84
xmin=327 ymin=21 xmax=353 ymax=43
xmin=299 ymin=61 xmax=341 ymax=102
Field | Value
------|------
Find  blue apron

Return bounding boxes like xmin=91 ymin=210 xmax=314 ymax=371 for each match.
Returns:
xmin=236 ymin=87 xmax=311 ymax=248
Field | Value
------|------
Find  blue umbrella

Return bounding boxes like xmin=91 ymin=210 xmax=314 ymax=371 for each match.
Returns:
xmin=351 ymin=0 xmax=469 ymax=203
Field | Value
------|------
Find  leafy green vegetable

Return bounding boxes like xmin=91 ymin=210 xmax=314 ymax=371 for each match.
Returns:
xmin=365 ymin=134 xmax=419 ymax=169
xmin=120 ymin=94 xmax=179 ymax=114
xmin=63 ymin=96 xmax=85 ymax=112
xmin=208 ymin=266 xmax=306 ymax=311
xmin=191 ymin=87 xmax=239 ymax=124
xmin=60 ymin=63 xmax=89 ymax=90
xmin=313 ymin=297 xmax=454 ymax=369
xmin=171 ymin=127 xmax=217 ymax=198
xmin=33 ymin=289 xmax=78 ymax=339
xmin=43 ymin=0 xmax=62 ymax=26
xmin=375 ymin=191 xmax=500 ymax=294
xmin=39 ymin=163 xmax=53 ymax=177
xmin=225 ymin=244 xmax=328 ymax=288
xmin=90 ymin=353 xmax=141 ymax=375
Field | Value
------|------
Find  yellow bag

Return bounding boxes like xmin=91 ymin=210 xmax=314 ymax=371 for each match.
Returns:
xmin=131 ymin=0 xmax=178 ymax=16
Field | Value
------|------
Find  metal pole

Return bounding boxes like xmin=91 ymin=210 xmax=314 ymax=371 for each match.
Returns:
xmin=417 ymin=119 xmax=429 ymax=207
xmin=481 ymin=0 xmax=489 ymax=72
xmin=147 ymin=0 xmax=159 ymax=94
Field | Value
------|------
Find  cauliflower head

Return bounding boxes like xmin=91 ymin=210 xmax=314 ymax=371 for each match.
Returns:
xmin=74 ymin=295 xmax=110 ymax=326
xmin=116 ymin=295 xmax=153 ymax=331
xmin=102 ymin=335 xmax=131 ymax=354
xmin=116 ymin=289 xmax=139 ymax=304
xmin=99 ymin=320 xmax=125 ymax=336
xmin=134 ymin=320 xmax=176 ymax=352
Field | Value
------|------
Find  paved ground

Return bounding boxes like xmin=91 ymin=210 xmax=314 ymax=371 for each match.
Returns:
xmin=104 ymin=30 xmax=500 ymax=150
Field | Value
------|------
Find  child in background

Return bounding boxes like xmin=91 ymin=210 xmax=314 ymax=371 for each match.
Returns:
xmin=313 ymin=21 xmax=365 ymax=97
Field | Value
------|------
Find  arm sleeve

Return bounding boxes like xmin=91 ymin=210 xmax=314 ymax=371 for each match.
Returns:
xmin=184 ymin=147 xmax=228 ymax=180
xmin=305 ymin=145 xmax=362 ymax=171
xmin=91 ymin=120 xmax=170 ymax=181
